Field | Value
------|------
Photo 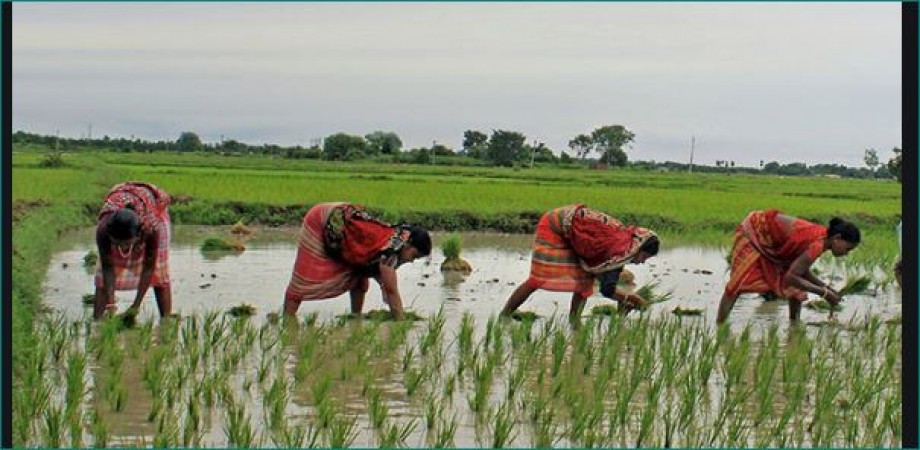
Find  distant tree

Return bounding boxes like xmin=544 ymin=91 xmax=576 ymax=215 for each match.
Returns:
xmin=323 ymin=133 xmax=366 ymax=160
xmin=365 ymin=131 xmax=403 ymax=155
xmin=763 ymin=161 xmax=781 ymax=174
xmin=568 ymin=134 xmax=593 ymax=160
xmin=887 ymin=147 xmax=902 ymax=182
xmin=487 ymin=130 xmax=526 ymax=167
xmin=176 ymin=132 xmax=203 ymax=152
xmin=559 ymin=151 xmax=573 ymax=164
xmin=431 ymin=143 xmax=454 ymax=156
xmin=462 ymin=130 xmax=489 ymax=153
xmin=221 ymin=139 xmax=246 ymax=153
xmin=864 ymin=148 xmax=880 ymax=179
xmin=590 ymin=125 xmax=634 ymax=167
xmin=779 ymin=162 xmax=809 ymax=176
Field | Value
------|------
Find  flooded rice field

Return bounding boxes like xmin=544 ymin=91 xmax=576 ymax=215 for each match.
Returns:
xmin=21 ymin=226 xmax=902 ymax=447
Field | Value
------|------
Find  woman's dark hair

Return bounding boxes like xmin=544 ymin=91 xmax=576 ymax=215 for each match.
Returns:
xmin=828 ymin=217 xmax=861 ymax=244
xmin=108 ymin=208 xmax=141 ymax=241
xmin=405 ymin=225 xmax=432 ymax=256
xmin=639 ymin=235 xmax=660 ymax=256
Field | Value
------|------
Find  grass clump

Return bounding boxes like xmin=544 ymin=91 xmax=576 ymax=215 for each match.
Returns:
xmin=200 ymin=237 xmax=245 ymax=252
xmin=508 ymin=311 xmax=540 ymax=322
xmin=227 ymin=303 xmax=257 ymax=318
xmin=83 ymin=251 xmax=98 ymax=268
xmin=672 ymin=306 xmax=704 ymax=316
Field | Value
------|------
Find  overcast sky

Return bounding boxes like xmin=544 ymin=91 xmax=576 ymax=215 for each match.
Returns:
xmin=13 ymin=3 xmax=902 ymax=167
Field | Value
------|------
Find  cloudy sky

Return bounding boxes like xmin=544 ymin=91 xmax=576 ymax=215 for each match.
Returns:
xmin=13 ymin=3 xmax=902 ymax=167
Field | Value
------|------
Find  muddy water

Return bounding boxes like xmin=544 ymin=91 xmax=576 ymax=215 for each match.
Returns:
xmin=39 ymin=226 xmax=903 ymax=447
xmin=45 ymin=226 xmax=901 ymax=332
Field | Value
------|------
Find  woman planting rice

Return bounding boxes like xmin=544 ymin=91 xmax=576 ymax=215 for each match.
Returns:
xmin=716 ymin=210 xmax=861 ymax=324
xmin=283 ymin=202 xmax=431 ymax=320
xmin=93 ymin=182 xmax=173 ymax=320
xmin=500 ymin=204 xmax=660 ymax=322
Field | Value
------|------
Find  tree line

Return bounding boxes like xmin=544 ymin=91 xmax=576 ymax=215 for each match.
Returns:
xmin=12 ymin=129 xmax=900 ymax=181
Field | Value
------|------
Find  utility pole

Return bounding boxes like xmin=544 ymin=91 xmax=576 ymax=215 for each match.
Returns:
xmin=88 ymin=122 xmax=92 ymax=141
xmin=431 ymin=140 xmax=437 ymax=165
xmin=530 ymin=140 xmax=538 ymax=168
xmin=688 ymin=135 xmax=695 ymax=173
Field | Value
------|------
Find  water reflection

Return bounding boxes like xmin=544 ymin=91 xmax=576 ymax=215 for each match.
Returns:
xmin=44 ymin=226 xmax=901 ymax=336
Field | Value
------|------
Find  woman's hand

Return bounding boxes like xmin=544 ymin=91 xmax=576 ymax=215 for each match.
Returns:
xmin=820 ymin=286 xmax=841 ymax=305
xmin=619 ymin=292 xmax=649 ymax=312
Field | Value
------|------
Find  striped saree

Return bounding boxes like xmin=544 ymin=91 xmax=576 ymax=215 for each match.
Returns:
xmin=94 ymin=182 xmax=171 ymax=290
xmin=724 ymin=210 xmax=827 ymax=300
xmin=524 ymin=205 xmax=656 ymax=298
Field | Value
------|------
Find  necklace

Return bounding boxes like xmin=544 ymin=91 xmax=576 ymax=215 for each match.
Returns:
xmin=116 ymin=242 xmax=135 ymax=258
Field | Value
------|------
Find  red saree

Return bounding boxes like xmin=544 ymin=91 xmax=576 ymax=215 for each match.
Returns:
xmin=724 ymin=210 xmax=827 ymax=300
xmin=524 ymin=205 xmax=656 ymax=298
xmin=285 ymin=203 xmax=402 ymax=303
xmin=94 ymin=182 xmax=171 ymax=290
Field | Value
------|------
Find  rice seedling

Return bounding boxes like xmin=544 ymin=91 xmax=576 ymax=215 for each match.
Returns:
xmin=430 ymin=411 xmax=459 ymax=448
xmin=182 ymin=395 xmax=203 ymax=447
xmin=489 ymin=400 xmax=519 ymax=448
xmin=378 ymin=418 xmax=419 ymax=448
xmin=90 ymin=406 xmax=108 ymax=448
xmin=420 ymin=307 xmax=446 ymax=356
xmin=404 ymin=364 xmax=429 ymax=397
xmin=81 ymin=293 xmax=95 ymax=305
xmin=837 ymin=274 xmax=873 ymax=297
xmin=634 ymin=280 xmax=674 ymax=305
xmin=223 ymin=401 xmax=256 ymax=447
xmin=529 ymin=404 xmax=559 ymax=448
xmin=550 ymin=328 xmax=567 ymax=377
xmin=635 ymin=378 xmax=663 ymax=447
xmin=42 ymin=404 xmax=64 ymax=448
xmin=327 ymin=414 xmax=359 ymax=448
xmin=153 ymin=410 xmax=181 ymax=448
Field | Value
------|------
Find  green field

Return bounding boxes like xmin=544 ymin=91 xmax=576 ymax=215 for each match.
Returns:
xmin=10 ymin=148 xmax=904 ymax=447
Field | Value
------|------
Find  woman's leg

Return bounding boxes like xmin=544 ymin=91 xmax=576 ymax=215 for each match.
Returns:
xmin=153 ymin=285 xmax=172 ymax=317
xmin=716 ymin=290 xmax=739 ymax=324
xmin=569 ymin=293 xmax=587 ymax=319
xmin=283 ymin=297 xmax=300 ymax=316
xmin=501 ymin=283 xmax=537 ymax=316
xmin=350 ymin=277 xmax=369 ymax=314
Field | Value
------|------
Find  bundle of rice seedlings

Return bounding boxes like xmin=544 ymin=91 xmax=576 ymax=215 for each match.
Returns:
xmin=509 ymin=311 xmax=540 ymax=322
xmin=338 ymin=310 xmax=425 ymax=322
xmin=634 ymin=281 xmax=673 ymax=305
xmin=118 ymin=306 xmax=140 ymax=328
xmin=671 ymin=306 xmax=704 ymax=316
xmin=82 ymin=293 xmax=95 ymax=305
xmin=591 ymin=304 xmax=619 ymax=316
xmin=227 ymin=303 xmax=257 ymax=318
xmin=440 ymin=234 xmax=472 ymax=274
xmin=83 ymin=251 xmax=98 ymax=268
xmin=803 ymin=299 xmax=843 ymax=312
xmin=230 ymin=220 xmax=253 ymax=236
xmin=837 ymin=275 xmax=872 ymax=297
xmin=200 ymin=237 xmax=245 ymax=252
